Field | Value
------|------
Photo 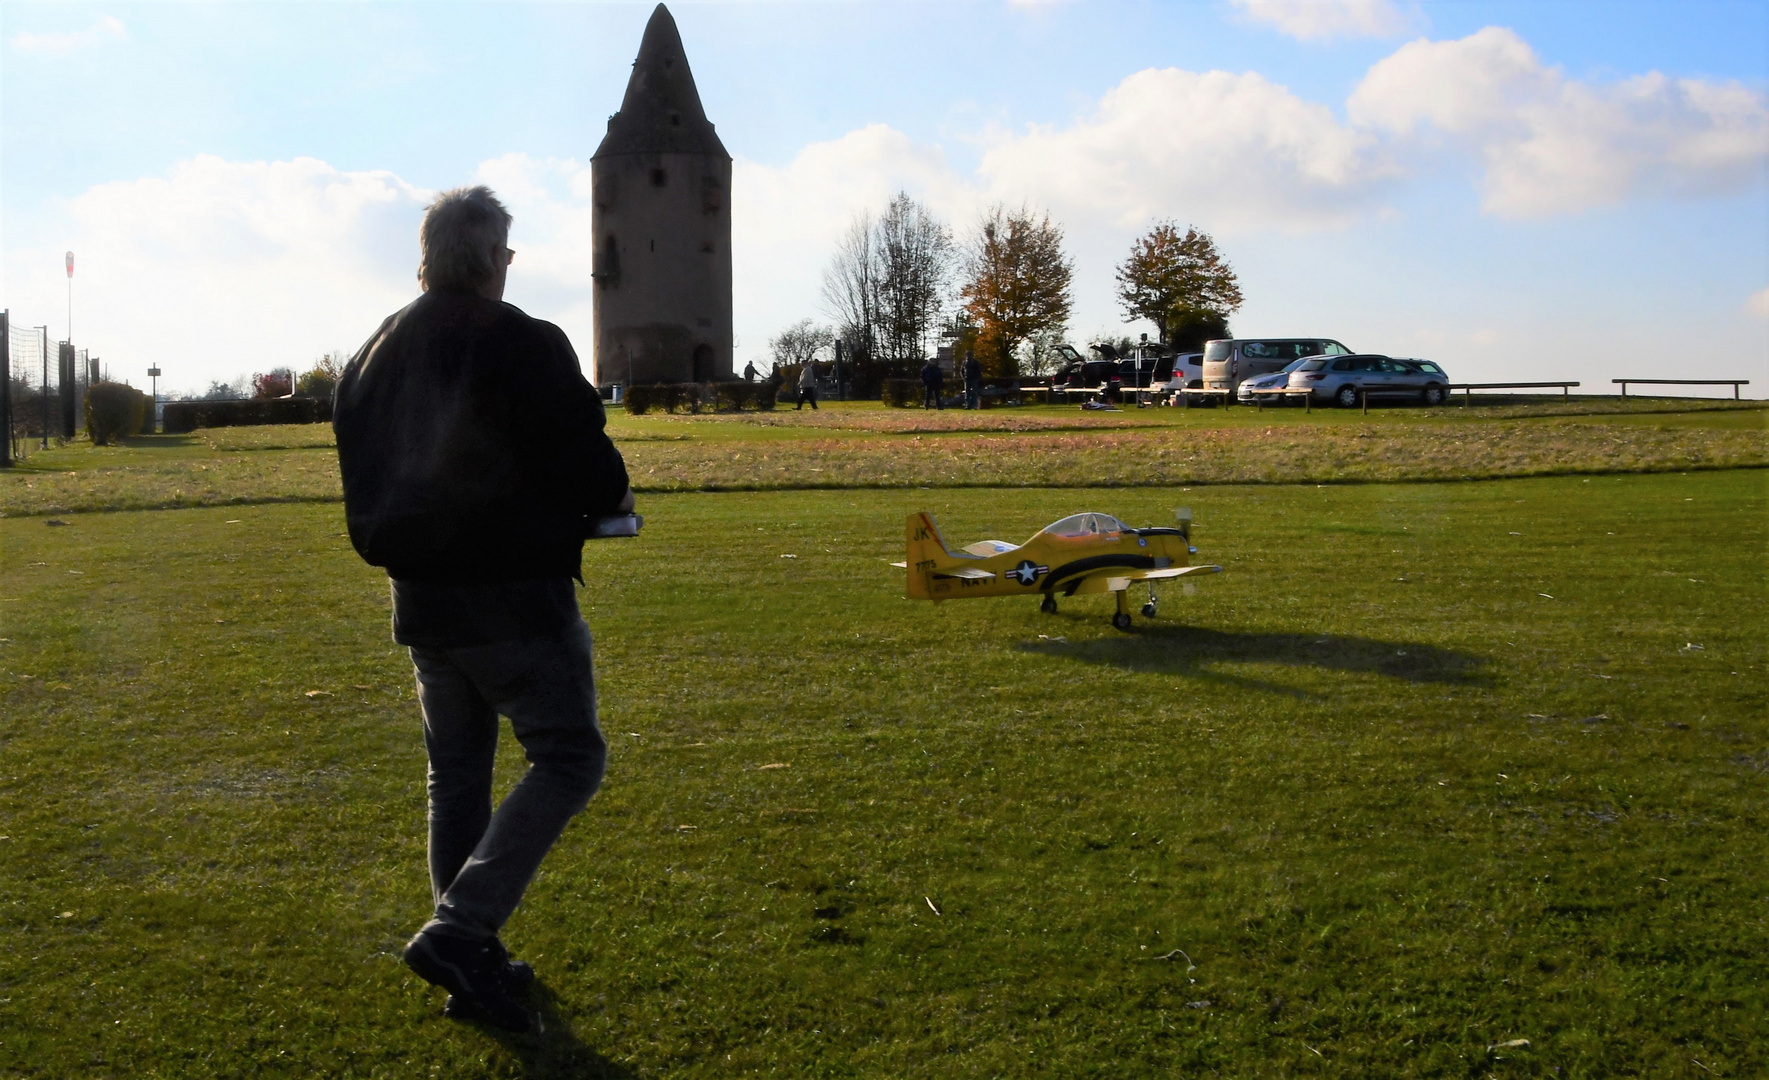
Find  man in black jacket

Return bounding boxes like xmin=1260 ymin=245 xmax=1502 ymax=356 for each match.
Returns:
xmin=920 ymin=358 xmax=944 ymax=410
xmin=334 ymin=186 xmax=632 ymax=1032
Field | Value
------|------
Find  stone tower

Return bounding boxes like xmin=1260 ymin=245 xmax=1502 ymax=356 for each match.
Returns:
xmin=590 ymin=4 xmax=732 ymax=387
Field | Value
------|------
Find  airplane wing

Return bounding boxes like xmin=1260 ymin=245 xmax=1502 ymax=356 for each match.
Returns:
xmin=1140 ymin=564 xmax=1223 ymax=580
xmin=890 ymin=560 xmax=995 ymax=581
xmin=934 ymin=567 xmax=996 ymax=580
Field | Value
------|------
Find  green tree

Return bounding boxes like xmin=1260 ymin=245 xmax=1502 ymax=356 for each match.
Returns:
xmin=1114 ymin=222 xmax=1242 ymax=346
xmin=960 ymin=204 xmax=1073 ymax=379
xmin=295 ymin=351 xmax=347 ymax=399
xmin=1165 ymin=308 xmax=1232 ymax=353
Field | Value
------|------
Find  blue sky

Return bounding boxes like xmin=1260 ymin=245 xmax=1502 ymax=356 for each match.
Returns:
xmin=3 ymin=1 xmax=1765 ymax=396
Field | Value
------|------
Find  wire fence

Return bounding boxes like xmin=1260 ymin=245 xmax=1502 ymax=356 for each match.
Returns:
xmin=5 ymin=319 xmax=101 ymax=462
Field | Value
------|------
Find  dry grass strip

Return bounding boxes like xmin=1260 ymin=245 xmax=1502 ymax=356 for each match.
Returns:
xmin=2 ymin=420 xmax=1763 ymax=517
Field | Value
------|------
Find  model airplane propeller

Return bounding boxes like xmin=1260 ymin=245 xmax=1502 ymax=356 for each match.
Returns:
xmin=892 ymin=509 xmax=1222 ymax=629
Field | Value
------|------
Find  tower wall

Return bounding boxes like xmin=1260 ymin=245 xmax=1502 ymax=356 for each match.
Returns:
xmin=590 ymin=151 xmax=732 ymax=386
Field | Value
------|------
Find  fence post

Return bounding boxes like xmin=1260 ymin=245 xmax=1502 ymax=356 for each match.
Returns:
xmin=1563 ymin=384 xmax=1569 ymax=403
xmin=1361 ymin=386 xmax=1368 ymax=414
xmin=0 ymin=310 xmax=9 ymax=467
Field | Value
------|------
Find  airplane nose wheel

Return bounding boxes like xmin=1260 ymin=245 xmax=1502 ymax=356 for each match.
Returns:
xmin=1040 ymin=595 xmax=1058 ymax=615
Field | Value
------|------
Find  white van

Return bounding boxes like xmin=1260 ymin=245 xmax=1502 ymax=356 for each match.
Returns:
xmin=1200 ymin=338 xmax=1353 ymax=399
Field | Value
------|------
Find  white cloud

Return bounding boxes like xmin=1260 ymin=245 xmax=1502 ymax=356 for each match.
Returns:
xmin=5 ymin=155 xmax=430 ymax=392
xmin=9 ymin=15 xmax=125 ymax=54
xmin=1230 ymin=0 xmax=1415 ymax=41
xmin=1349 ymin=26 xmax=1769 ymax=217
xmin=1748 ymin=287 xmax=1769 ymax=320
xmin=976 ymin=67 xmax=1394 ymax=232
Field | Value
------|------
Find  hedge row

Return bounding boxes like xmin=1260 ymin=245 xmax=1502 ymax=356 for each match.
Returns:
xmin=623 ymin=382 xmax=779 ymax=414
xmin=84 ymin=382 xmax=151 ymax=445
xmin=881 ymin=378 xmax=923 ymax=408
xmin=162 ymin=397 xmax=333 ymax=433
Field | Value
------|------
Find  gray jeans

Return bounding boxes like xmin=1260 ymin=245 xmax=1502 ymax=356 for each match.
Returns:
xmin=408 ymin=618 xmax=607 ymax=941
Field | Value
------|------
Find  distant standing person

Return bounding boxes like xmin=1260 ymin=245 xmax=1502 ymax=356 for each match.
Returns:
xmin=921 ymin=358 xmax=945 ymax=410
xmin=796 ymin=362 xmax=819 ymax=410
xmin=333 ymin=186 xmax=633 ymax=1033
xmin=742 ymin=360 xmax=758 ymax=383
xmin=962 ymin=350 xmax=982 ymax=411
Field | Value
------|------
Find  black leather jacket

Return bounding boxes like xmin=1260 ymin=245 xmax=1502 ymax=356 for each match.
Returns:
xmin=334 ymin=290 xmax=630 ymax=583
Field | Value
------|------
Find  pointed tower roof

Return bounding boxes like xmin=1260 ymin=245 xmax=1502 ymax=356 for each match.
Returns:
xmin=593 ymin=4 xmax=729 ymax=160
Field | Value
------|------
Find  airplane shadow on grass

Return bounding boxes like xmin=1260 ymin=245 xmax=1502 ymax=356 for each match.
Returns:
xmin=472 ymin=982 xmax=634 ymax=1079
xmin=1019 ymin=623 xmax=1492 ymax=698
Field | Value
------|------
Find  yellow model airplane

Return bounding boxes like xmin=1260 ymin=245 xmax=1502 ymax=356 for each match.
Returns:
xmin=893 ymin=509 xmax=1222 ymax=629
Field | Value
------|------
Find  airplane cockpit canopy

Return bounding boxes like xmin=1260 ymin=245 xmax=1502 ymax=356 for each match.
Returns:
xmin=1041 ymin=513 xmax=1130 ymax=539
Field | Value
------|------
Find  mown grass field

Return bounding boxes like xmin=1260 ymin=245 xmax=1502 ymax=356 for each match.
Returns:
xmin=1 ymin=400 xmax=1765 ymax=1078
xmin=2 ymin=398 xmax=1764 ymax=517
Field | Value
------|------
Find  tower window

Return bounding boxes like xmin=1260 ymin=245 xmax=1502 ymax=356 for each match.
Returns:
xmin=650 ymin=168 xmax=667 ymax=188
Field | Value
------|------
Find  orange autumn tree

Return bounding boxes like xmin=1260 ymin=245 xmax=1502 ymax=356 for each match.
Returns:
xmin=959 ymin=204 xmax=1073 ymax=380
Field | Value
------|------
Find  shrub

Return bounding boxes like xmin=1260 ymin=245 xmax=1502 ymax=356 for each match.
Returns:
xmin=84 ymin=382 xmax=149 ymax=445
xmin=252 ymin=369 xmax=295 ymax=399
xmin=881 ymin=378 xmax=921 ymax=407
xmin=715 ymin=382 xmax=756 ymax=411
xmin=624 ymin=382 xmax=776 ymax=414
xmin=162 ymin=397 xmax=332 ymax=433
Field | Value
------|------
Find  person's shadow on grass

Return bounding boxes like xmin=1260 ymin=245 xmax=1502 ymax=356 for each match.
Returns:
xmin=471 ymin=981 xmax=633 ymax=1079
xmin=1019 ymin=624 xmax=1490 ymax=696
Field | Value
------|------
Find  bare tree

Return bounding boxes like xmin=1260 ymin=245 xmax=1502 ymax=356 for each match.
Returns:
xmin=873 ymin=193 xmax=954 ymax=363
xmin=769 ymin=319 xmax=834 ymax=370
xmin=1114 ymin=222 xmax=1243 ymax=346
xmin=959 ymin=204 xmax=1074 ymax=379
xmin=1017 ymin=326 xmax=1070 ymax=377
xmin=820 ymin=214 xmax=879 ymax=364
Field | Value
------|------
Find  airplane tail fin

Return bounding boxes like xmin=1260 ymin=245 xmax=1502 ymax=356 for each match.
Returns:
xmin=904 ymin=511 xmax=953 ymax=600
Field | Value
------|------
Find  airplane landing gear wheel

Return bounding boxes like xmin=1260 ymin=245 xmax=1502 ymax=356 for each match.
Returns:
xmin=1040 ymin=595 xmax=1058 ymax=614
xmin=1141 ymin=602 xmax=1157 ymax=618
xmin=1112 ymin=613 xmax=1134 ymax=631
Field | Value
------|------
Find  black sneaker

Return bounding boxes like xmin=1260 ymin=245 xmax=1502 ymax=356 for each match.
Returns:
xmin=443 ymin=938 xmax=534 ymax=1016
xmin=403 ymin=930 xmax=533 ymax=1033
xmin=486 ymin=937 xmax=537 ymax=992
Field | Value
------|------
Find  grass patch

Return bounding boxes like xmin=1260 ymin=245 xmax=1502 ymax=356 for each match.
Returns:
xmin=2 ymin=403 xmax=1764 ymax=517
xmin=0 ymin=470 xmax=1764 ymax=1076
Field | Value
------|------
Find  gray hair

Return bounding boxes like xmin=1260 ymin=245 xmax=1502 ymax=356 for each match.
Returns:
xmin=418 ymin=185 xmax=512 ymax=292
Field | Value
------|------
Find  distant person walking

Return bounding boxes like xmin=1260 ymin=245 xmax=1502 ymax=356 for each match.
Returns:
xmin=796 ymin=362 xmax=819 ymax=410
xmin=962 ymin=350 xmax=982 ymax=410
xmin=742 ymin=360 xmax=758 ymax=383
xmin=333 ymin=186 xmax=632 ymax=1034
xmin=921 ymin=359 xmax=945 ymax=410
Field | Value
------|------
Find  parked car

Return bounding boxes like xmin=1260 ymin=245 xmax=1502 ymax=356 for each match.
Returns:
xmin=1048 ymin=343 xmax=1122 ymax=392
xmin=1201 ymin=338 xmax=1353 ymax=397
xmin=1288 ymin=354 xmax=1452 ymax=407
xmin=1235 ymin=357 xmax=1316 ymax=404
xmin=1151 ymin=352 xmax=1204 ymax=398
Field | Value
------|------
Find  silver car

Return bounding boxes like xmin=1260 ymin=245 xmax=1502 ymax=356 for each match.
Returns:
xmin=1289 ymin=354 xmax=1452 ymax=407
xmin=1236 ymin=357 xmax=1315 ymax=404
